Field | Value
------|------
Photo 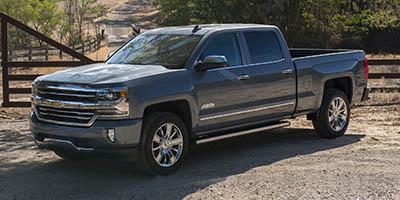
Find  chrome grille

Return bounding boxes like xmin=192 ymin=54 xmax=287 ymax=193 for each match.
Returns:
xmin=38 ymin=85 xmax=97 ymax=102
xmin=33 ymin=84 xmax=99 ymax=127
xmin=36 ymin=106 xmax=97 ymax=127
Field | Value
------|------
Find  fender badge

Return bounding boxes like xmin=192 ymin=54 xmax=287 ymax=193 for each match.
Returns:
xmin=201 ymin=103 xmax=216 ymax=110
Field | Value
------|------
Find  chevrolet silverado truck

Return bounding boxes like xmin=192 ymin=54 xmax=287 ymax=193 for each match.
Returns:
xmin=30 ymin=24 xmax=369 ymax=175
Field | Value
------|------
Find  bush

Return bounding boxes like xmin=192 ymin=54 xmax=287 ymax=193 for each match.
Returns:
xmin=154 ymin=0 xmax=400 ymax=52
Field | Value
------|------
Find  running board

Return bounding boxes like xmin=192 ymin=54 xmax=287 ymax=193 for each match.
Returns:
xmin=196 ymin=121 xmax=290 ymax=144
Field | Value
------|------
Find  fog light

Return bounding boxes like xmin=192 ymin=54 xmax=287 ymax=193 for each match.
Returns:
xmin=107 ymin=129 xmax=116 ymax=142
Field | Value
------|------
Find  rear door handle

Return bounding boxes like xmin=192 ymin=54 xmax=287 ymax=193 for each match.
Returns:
xmin=237 ymin=74 xmax=250 ymax=81
xmin=282 ymin=68 xmax=294 ymax=74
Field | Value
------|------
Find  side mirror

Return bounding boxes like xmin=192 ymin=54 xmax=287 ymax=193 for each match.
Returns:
xmin=196 ymin=55 xmax=228 ymax=71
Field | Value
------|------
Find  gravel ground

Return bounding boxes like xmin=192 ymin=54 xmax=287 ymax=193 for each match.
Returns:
xmin=0 ymin=96 xmax=400 ymax=200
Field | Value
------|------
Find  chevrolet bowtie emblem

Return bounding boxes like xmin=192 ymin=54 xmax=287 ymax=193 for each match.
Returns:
xmin=51 ymin=101 xmax=63 ymax=108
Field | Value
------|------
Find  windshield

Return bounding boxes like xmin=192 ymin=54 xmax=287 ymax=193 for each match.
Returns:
xmin=107 ymin=34 xmax=201 ymax=69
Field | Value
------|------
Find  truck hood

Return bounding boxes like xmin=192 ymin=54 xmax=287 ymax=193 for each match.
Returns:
xmin=38 ymin=63 xmax=174 ymax=85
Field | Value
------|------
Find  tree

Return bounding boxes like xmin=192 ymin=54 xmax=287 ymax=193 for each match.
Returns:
xmin=62 ymin=0 xmax=106 ymax=44
xmin=0 ymin=0 xmax=62 ymax=48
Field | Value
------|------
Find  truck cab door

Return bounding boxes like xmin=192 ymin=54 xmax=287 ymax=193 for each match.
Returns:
xmin=193 ymin=32 xmax=252 ymax=133
xmin=241 ymin=30 xmax=296 ymax=121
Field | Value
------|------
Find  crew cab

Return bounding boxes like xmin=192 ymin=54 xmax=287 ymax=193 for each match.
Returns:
xmin=30 ymin=24 xmax=369 ymax=175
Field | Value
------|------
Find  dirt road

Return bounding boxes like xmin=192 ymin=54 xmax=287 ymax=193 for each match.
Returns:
xmin=96 ymin=0 xmax=158 ymax=52
xmin=0 ymin=95 xmax=400 ymax=199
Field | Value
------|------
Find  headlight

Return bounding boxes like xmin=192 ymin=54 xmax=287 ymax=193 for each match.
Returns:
xmin=32 ymin=81 xmax=39 ymax=96
xmin=31 ymin=80 xmax=39 ymax=111
xmin=97 ymin=87 xmax=128 ymax=101
xmin=97 ymin=87 xmax=130 ymax=119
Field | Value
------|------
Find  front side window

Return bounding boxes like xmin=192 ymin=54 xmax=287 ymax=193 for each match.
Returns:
xmin=107 ymin=34 xmax=201 ymax=69
xmin=201 ymin=33 xmax=242 ymax=67
xmin=244 ymin=31 xmax=284 ymax=64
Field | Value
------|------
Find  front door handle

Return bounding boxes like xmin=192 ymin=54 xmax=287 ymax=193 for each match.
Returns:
xmin=237 ymin=74 xmax=250 ymax=81
xmin=282 ymin=68 xmax=294 ymax=74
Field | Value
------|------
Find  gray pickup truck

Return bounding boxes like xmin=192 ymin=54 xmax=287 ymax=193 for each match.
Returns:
xmin=30 ymin=24 xmax=369 ymax=175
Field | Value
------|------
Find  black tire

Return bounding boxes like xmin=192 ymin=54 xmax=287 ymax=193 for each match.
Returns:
xmin=53 ymin=149 xmax=86 ymax=160
xmin=136 ymin=112 xmax=189 ymax=175
xmin=312 ymin=89 xmax=351 ymax=138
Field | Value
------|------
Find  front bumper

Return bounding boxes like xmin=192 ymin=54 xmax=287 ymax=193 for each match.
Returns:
xmin=30 ymin=112 xmax=142 ymax=159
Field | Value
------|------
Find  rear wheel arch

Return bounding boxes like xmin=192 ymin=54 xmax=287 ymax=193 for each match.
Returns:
xmin=309 ymin=76 xmax=354 ymax=120
xmin=323 ymin=77 xmax=353 ymax=103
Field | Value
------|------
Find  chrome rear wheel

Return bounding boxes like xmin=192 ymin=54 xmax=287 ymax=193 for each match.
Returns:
xmin=328 ymin=97 xmax=348 ymax=132
xmin=312 ymin=89 xmax=351 ymax=138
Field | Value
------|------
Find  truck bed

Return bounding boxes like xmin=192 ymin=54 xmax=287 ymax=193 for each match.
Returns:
xmin=289 ymin=48 xmax=366 ymax=115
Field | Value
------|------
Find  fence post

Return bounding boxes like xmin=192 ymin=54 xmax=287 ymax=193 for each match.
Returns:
xmin=59 ymin=49 xmax=62 ymax=60
xmin=72 ymin=44 xmax=75 ymax=60
xmin=97 ymin=37 xmax=101 ymax=49
xmin=45 ymin=46 xmax=48 ymax=61
xmin=81 ymin=42 xmax=84 ymax=55
xmin=89 ymin=39 xmax=92 ymax=52
xmin=1 ymin=14 xmax=10 ymax=106
xmin=28 ymin=48 xmax=32 ymax=61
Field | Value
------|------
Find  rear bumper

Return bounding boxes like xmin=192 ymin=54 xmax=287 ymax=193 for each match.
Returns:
xmin=30 ymin=112 xmax=142 ymax=159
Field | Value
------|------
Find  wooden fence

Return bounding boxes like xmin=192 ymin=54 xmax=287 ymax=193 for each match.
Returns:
xmin=1 ymin=12 xmax=100 ymax=107
xmin=1 ymin=12 xmax=400 ymax=107
xmin=0 ymin=35 xmax=102 ymax=62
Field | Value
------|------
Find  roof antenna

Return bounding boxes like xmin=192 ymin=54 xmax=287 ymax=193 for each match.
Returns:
xmin=192 ymin=25 xmax=201 ymax=33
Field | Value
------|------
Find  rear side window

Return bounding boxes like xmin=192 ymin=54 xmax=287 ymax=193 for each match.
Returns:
xmin=201 ymin=33 xmax=242 ymax=67
xmin=244 ymin=31 xmax=283 ymax=64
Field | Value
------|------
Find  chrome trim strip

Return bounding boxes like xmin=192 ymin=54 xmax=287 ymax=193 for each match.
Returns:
xmin=196 ymin=121 xmax=290 ymax=144
xmin=32 ymin=95 xmax=115 ymax=110
xmin=199 ymin=102 xmax=295 ymax=121
xmin=45 ymin=85 xmax=98 ymax=93
xmin=39 ymin=111 xmax=93 ymax=120
xmin=39 ymin=91 xmax=96 ymax=98
xmin=35 ymin=138 xmax=94 ymax=151
xmin=34 ymin=109 xmax=98 ymax=127
xmin=39 ymin=107 xmax=94 ymax=116
xmin=206 ymin=58 xmax=286 ymax=72
xmin=246 ymin=58 xmax=286 ymax=67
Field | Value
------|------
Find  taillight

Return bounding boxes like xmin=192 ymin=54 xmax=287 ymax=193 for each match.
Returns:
xmin=363 ymin=58 xmax=369 ymax=80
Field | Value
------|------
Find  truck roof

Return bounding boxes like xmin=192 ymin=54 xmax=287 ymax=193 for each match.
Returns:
xmin=144 ymin=24 xmax=278 ymax=36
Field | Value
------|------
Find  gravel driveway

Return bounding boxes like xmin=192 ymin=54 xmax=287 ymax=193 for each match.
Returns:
xmin=0 ymin=100 xmax=399 ymax=200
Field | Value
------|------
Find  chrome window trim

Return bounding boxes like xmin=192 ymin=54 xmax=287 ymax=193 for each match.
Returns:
xmin=205 ymin=58 xmax=286 ymax=72
xmin=246 ymin=58 xmax=286 ymax=67
xmin=200 ymin=102 xmax=295 ymax=121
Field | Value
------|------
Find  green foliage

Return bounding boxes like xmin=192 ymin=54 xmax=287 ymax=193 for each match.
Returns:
xmin=154 ymin=0 xmax=400 ymax=52
xmin=0 ymin=0 xmax=105 ymax=48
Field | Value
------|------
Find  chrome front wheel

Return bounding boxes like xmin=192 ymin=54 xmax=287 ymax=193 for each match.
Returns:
xmin=151 ymin=123 xmax=184 ymax=168
xmin=137 ymin=112 xmax=189 ymax=175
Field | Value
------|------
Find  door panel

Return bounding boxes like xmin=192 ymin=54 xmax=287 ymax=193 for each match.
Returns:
xmin=194 ymin=32 xmax=252 ymax=133
xmin=242 ymin=31 xmax=296 ymax=121
xmin=248 ymin=60 xmax=296 ymax=120
xmin=196 ymin=67 xmax=252 ymax=132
